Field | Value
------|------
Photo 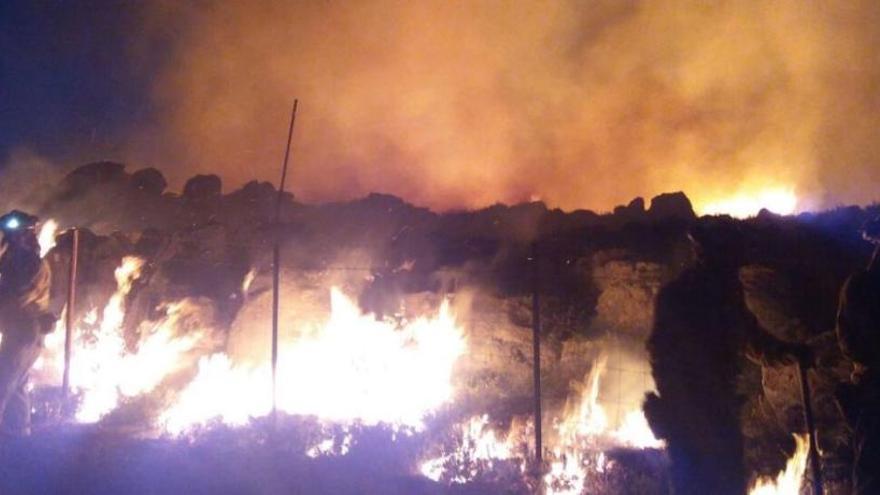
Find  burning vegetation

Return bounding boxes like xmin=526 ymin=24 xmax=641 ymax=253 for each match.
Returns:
xmin=0 ymin=162 xmax=868 ymax=494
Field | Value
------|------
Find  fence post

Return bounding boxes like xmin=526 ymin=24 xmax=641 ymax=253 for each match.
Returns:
xmin=62 ymin=228 xmax=79 ymax=404
xmin=531 ymin=241 xmax=543 ymax=464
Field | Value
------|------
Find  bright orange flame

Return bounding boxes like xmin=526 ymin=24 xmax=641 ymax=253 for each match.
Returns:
xmin=545 ymin=354 xmax=662 ymax=494
xmin=160 ymin=287 xmax=466 ymax=433
xmin=37 ymin=219 xmax=58 ymax=258
xmin=36 ymin=257 xmax=466 ymax=431
xmin=748 ymin=434 xmax=810 ymax=495
xmin=701 ymin=187 xmax=798 ymax=218
xmin=420 ymin=353 xmax=662 ymax=492
xmin=36 ymin=257 xmax=207 ymax=422
xmin=420 ymin=414 xmax=518 ymax=483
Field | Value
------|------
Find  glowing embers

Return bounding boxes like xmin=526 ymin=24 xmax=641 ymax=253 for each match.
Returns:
xmin=420 ymin=415 xmax=522 ymax=484
xmin=161 ymin=287 xmax=466 ymax=434
xmin=701 ymin=187 xmax=798 ymax=218
xmin=748 ymin=434 xmax=809 ymax=495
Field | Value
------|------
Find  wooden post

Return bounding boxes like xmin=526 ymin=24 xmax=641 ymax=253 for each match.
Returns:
xmin=272 ymin=99 xmax=298 ymax=426
xmin=531 ymin=242 xmax=543 ymax=464
xmin=62 ymin=228 xmax=79 ymax=403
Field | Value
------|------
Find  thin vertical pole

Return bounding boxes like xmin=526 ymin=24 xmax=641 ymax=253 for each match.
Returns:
xmin=62 ymin=228 xmax=79 ymax=403
xmin=798 ymin=364 xmax=824 ymax=495
xmin=531 ymin=242 xmax=543 ymax=465
xmin=272 ymin=99 xmax=298 ymax=426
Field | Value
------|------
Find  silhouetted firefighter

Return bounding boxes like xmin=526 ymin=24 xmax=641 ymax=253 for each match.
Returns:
xmin=644 ymin=217 xmax=812 ymax=495
xmin=835 ymin=215 xmax=880 ymax=494
xmin=0 ymin=211 xmax=54 ymax=436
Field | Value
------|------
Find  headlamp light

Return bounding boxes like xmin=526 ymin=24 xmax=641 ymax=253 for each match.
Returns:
xmin=4 ymin=217 xmax=20 ymax=231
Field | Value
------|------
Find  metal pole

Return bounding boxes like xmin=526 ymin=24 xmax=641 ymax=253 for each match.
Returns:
xmin=798 ymin=363 xmax=824 ymax=495
xmin=272 ymin=99 xmax=298 ymax=426
xmin=531 ymin=242 xmax=543 ymax=464
xmin=62 ymin=228 xmax=79 ymax=404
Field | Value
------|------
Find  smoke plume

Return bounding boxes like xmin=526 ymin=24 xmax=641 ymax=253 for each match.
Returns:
xmin=129 ymin=0 xmax=880 ymax=212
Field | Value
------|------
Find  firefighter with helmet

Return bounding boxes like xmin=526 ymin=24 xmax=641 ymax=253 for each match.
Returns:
xmin=644 ymin=217 xmax=813 ymax=495
xmin=0 ymin=210 xmax=54 ymax=436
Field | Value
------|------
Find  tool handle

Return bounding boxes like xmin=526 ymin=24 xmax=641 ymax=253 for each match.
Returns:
xmin=798 ymin=363 xmax=824 ymax=495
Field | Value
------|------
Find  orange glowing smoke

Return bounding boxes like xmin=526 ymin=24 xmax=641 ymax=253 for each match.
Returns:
xmin=123 ymin=1 xmax=880 ymax=213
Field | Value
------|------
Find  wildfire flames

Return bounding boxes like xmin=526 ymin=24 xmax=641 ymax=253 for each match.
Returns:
xmin=35 ymin=257 xmax=208 ymax=422
xmin=35 ymin=257 xmax=466 ymax=433
xmin=161 ymin=287 xmax=465 ymax=433
xmin=30 ymin=252 xmax=810 ymax=493
xmin=748 ymin=434 xmax=810 ymax=495
xmin=420 ymin=354 xmax=663 ymax=494
xmin=37 ymin=219 xmax=58 ymax=258
xmin=701 ymin=187 xmax=798 ymax=218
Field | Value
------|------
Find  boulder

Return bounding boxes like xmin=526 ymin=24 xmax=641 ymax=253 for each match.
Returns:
xmin=613 ymin=197 xmax=646 ymax=222
xmin=60 ymin=161 xmax=127 ymax=197
xmin=235 ymin=181 xmax=276 ymax=203
xmin=183 ymin=174 xmax=222 ymax=201
xmin=130 ymin=168 xmax=167 ymax=195
xmin=647 ymin=192 xmax=695 ymax=221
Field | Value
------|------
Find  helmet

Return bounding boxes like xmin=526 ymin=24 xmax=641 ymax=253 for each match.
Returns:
xmin=861 ymin=215 xmax=880 ymax=244
xmin=687 ymin=216 xmax=747 ymax=265
xmin=0 ymin=210 xmax=39 ymax=233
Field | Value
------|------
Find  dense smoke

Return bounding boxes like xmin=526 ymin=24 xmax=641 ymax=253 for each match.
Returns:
xmin=0 ymin=149 xmax=65 ymax=214
xmin=121 ymin=1 xmax=879 ymax=212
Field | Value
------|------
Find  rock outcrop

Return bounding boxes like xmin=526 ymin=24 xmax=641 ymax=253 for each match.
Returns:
xmin=648 ymin=191 xmax=696 ymax=221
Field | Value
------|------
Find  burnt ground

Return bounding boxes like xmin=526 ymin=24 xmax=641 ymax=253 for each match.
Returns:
xmin=0 ymin=424 xmax=449 ymax=495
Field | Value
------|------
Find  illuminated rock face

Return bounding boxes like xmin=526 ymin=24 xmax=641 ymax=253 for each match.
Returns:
xmin=592 ymin=258 xmax=668 ymax=339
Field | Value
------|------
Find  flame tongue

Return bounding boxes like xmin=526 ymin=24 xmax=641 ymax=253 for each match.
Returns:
xmin=36 ymin=257 xmax=209 ymax=423
xmin=37 ymin=253 xmax=467 ymax=432
xmin=748 ymin=434 xmax=810 ymax=495
xmin=419 ymin=352 xmax=663 ymax=493
xmin=161 ymin=287 xmax=466 ymax=433
xmin=37 ymin=219 xmax=58 ymax=258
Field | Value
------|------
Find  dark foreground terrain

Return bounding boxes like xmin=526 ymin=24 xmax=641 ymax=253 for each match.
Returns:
xmin=0 ymin=421 xmax=666 ymax=495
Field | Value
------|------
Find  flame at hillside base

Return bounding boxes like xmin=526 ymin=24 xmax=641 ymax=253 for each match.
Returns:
xmin=545 ymin=354 xmax=662 ymax=495
xmin=748 ymin=434 xmax=810 ymax=495
xmin=160 ymin=288 xmax=465 ymax=433
xmin=34 ymin=257 xmax=467 ymax=433
xmin=420 ymin=354 xmax=663 ymax=494
xmin=29 ymin=253 xmax=814 ymax=493
xmin=419 ymin=415 xmax=519 ymax=484
xmin=34 ymin=256 xmax=209 ymax=422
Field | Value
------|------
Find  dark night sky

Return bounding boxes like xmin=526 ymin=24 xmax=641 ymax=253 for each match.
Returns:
xmin=0 ymin=0 xmax=163 ymax=165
